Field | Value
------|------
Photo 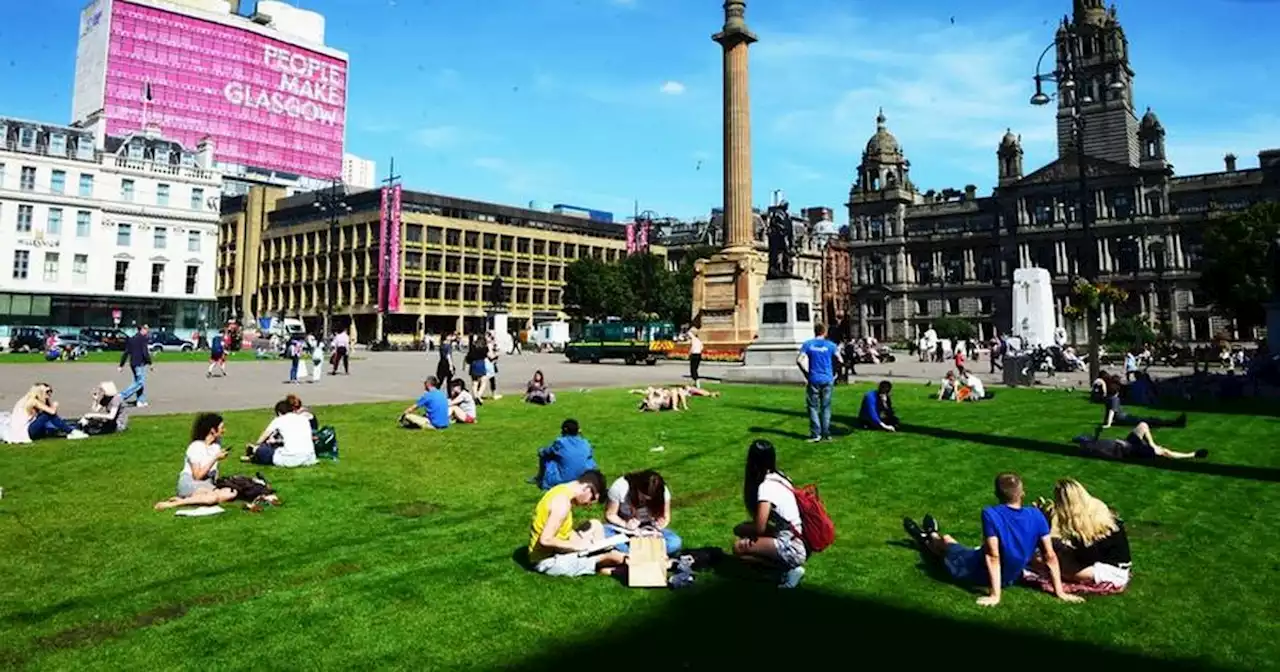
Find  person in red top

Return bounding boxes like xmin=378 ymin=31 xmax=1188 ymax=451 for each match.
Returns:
xmin=954 ymin=347 xmax=967 ymax=376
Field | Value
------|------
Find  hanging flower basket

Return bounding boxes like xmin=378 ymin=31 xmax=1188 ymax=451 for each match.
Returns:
xmin=1069 ymin=279 xmax=1128 ymax=312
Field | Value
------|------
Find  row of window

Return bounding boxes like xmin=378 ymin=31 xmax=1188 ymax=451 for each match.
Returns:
xmin=10 ymin=250 xmax=199 ymax=294
xmin=404 ymin=224 xmax=619 ymax=260
xmin=0 ymin=163 xmax=207 ymax=209
xmin=8 ymin=203 xmax=204 ymax=251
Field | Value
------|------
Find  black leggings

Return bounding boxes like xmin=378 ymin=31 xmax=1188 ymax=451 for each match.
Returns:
xmin=690 ymin=354 xmax=702 ymax=382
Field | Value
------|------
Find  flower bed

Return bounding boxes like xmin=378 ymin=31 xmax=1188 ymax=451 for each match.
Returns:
xmin=666 ymin=345 xmax=745 ymax=362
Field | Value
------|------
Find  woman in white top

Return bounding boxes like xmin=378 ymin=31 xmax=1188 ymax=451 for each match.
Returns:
xmin=154 ymin=413 xmax=238 ymax=510
xmin=242 ymin=399 xmax=318 ymax=468
xmin=938 ymin=371 xmax=958 ymax=401
xmin=21 ymin=383 xmax=88 ymax=441
xmin=448 ymin=378 xmax=478 ymax=423
xmin=688 ymin=327 xmax=704 ymax=388
xmin=603 ymin=470 xmax=682 ymax=556
xmin=733 ymin=439 xmax=807 ymax=588
xmin=309 ymin=334 xmax=325 ymax=383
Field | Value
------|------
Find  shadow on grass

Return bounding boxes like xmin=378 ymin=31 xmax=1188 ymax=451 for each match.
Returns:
xmin=732 ymin=405 xmax=1280 ymax=483
xmin=498 ymin=578 xmax=1205 ymax=672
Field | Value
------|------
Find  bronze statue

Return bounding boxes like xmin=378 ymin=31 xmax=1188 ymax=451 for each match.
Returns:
xmin=489 ymin=276 xmax=508 ymax=308
xmin=766 ymin=201 xmax=797 ymax=279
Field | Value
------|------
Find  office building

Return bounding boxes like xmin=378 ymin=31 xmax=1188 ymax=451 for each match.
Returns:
xmin=342 ymin=154 xmax=377 ymax=190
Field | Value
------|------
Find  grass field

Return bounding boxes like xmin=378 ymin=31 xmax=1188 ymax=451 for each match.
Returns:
xmin=1 ymin=384 xmax=1277 ymax=670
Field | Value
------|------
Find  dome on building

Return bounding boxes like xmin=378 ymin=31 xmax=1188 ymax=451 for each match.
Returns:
xmin=1140 ymin=107 xmax=1162 ymax=130
xmin=812 ymin=218 xmax=840 ymax=241
xmin=1000 ymin=128 xmax=1019 ymax=147
xmin=864 ymin=108 xmax=902 ymax=156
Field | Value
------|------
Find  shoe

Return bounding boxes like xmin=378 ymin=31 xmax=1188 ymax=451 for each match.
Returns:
xmin=922 ymin=514 xmax=939 ymax=535
xmin=903 ymin=517 xmax=928 ymax=547
xmin=1175 ymin=413 xmax=1188 ymax=428
xmin=806 ymin=436 xmax=822 ymax=443
xmin=779 ymin=566 xmax=806 ymax=589
xmin=66 ymin=430 xmax=89 ymax=440
xmin=493 ymin=394 xmax=504 ymax=400
xmin=1194 ymin=449 xmax=1209 ymax=459
xmin=822 ymin=435 xmax=834 ymax=442
xmin=206 ymin=372 xmax=212 ymax=379
xmin=136 ymin=402 xmax=149 ymax=408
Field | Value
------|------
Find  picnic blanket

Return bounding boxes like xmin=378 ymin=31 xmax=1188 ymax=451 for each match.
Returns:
xmin=1021 ymin=569 xmax=1127 ymax=596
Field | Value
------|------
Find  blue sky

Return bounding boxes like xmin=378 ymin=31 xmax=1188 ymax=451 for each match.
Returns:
xmin=3 ymin=0 xmax=1278 ymax=223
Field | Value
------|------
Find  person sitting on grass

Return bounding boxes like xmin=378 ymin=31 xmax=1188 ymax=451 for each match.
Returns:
xmin=399 ymin=377 xmax=450 ymax=430
xmin=938 ymin=371 xmax=958 ymax=401
xmin=957 ymin=371 xmax=993 ymax=401
xmin=1099 ymin=374 xmax=1185 ymax=429
xmin=903 ymin=472 xmax=1084 ymax=607
xmin=154 ymin=413 xmax=237 ymax=510
xmin=448 ymin=378 xmax=478 ymax=424
xmin=1029 ymin=479 xmax=1132 ymax=591
xmin=285 ymin=393 xmax=318 ymax=430
xmin=532 ymin=419 xmax=598 ymax=490
xmin=77 ymin=381 xmax=128 ymax=436
xmin=528 ymin=469 xmax=626 ymax=577
xmin=524 ymin=370 xmax=556 ymax=405
xmin=22 ymin=383 xmax=89 ymax=441
xmin=604 ymin=470 xmax=682 ymax=556
xmin=859 ymin=380 xmax=899 ymax=431
xmin=733 ymin=439 xmax=808 ymax=589
xmin=242 ymin=399 xmax=318 ymax=468
xmin=1073 ymin=422 xmax=1207 ymax=461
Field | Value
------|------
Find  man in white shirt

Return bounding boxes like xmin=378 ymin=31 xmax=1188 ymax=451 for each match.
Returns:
xmin=243 ymin=399 xmax=318 ymax=467
xmin=923 ymin=325 xmax=938 ymax=362
xmin=960 ymin=372 xmax=991 ymax=401
xmin=331 ymin=330 xmax=351 ymax=375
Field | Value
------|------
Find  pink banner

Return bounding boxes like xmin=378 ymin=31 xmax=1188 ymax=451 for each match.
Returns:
xmin=638 ymin=220 xmax=649 ymax=251
xmin=626 ymin=223 xmax=636 ymax=254
xmin=388 ymin=185 xmax=403 ymax=312
xmin=378 ymin=186 xmax=389 ymax=312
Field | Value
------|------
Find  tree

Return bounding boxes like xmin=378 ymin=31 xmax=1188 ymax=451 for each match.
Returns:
xmin=563 ymin=257 xmax=624 ymax=321
xmin=931 ymin=315 xmax=975 ymax=342
xmin=563 ymin=253 xmax=693 ymax=324
xmin=1199 ymin=202 xmax=1280 ymax=330
xmin=1104 ymin=315 xmax=1156 ymax=351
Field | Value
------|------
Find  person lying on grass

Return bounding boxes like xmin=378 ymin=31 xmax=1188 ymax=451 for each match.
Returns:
xmin=733 ymin=440 xmax=807 ymax=589
xmin=634 ymin=386 xmax=690 ymax=412
xmin=242 ymin=399 xmax=318 ymax=468
xmin=604 ymin=470 xmax=682 ymax=556
xmin=1029 ymin=479 xmax=1132 ymax=590
xmin=399 ymin=377 xmax=450 ymax=430
xmin=531 ymin=418 xmax=598 ymax=490
xmin=155 ymin=413 xmax=237 ymax=510
xmin=1073 ymin=422 xmax=1207 ymax=461
xmin=528 ymin=469 xmax=627 ymax=577
xmin=448 ymin=378 xmax=478 ymax=424
xmin=903 ymin=472 xmax=1084 ymax=607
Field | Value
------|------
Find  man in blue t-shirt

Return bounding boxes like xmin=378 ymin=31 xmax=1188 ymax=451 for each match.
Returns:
xmin=531 ymin=418 xmax=598 ymax=490
xmin=400 ymin=377 xmax=451 ymax=430
xmin=903 ymin=472 xmax=1083 ymax=607
xmin=859 ymin=380 xmax=899 ymax=431
xmin=796 ymin=323 xmax=842 ymax=442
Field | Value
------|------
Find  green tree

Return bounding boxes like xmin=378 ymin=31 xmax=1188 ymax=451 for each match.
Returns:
xmin=931 ymin=315 xmax=975 ymax=342
xmin=563 ymin=257 xmax=623 ymax=321
xmin=1199 ymin=202 xmax=1280 ymax=330
xmin=1104 ymin=315 xmax=1156 ymax=351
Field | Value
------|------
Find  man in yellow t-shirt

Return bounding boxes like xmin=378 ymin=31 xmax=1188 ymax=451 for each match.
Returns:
xmin=528 ymin=470 xmax=625 ymax=577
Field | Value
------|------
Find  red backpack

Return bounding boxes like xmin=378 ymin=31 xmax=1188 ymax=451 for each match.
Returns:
xmin=788 ymin=483 xmax=836 ymax=553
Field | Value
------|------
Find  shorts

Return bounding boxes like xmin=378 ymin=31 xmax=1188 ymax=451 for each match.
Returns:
xmin=177 ymin=472 xmax=215 ymax=498
xmin=533 ymin=551 xmax=599 ymax=577
xmin=774 ymin=529 xmax=807 ymax=569
xmin=943 ymin=543 xmax=985 ymax=584
xmin=1124 ymin=432 xmax=1157 ymax=459
xmin=1091 ymin=562 xmax=1131 ymax=588
xmin=210 ymin=353 xmax=226 ymax=363
xmin=459 ymin=415 xmax=476 ymax=424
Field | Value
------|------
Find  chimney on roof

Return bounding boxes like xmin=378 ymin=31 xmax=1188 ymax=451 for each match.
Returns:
xmin=1224 ymin=153 xmax=1237 ymax=172
xmin=964 ymin=184 xmax=978 ymax=200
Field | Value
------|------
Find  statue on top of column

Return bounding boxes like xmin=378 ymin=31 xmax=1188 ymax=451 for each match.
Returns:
xmin=766 ymin=200 xmax=798 ymax=280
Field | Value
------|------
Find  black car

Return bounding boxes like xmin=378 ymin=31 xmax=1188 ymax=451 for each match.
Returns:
xmin=81 ymin=328 xmax=129 ymax=351
xmin=6 ymin=327 xmax=50 ymax=353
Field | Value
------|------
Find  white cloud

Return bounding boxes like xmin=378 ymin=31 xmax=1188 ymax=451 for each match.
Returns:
xmin=660 ymin=80 xmax=686 ymax=95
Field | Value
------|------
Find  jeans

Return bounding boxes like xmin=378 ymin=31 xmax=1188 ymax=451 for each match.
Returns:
xmin=806 ymin=382 xmax=834 ymax=438
xmin=121 ymin=365 xmax=148 ymax=404
xmin=289 ymin=358 xmax=299 ymax=382
xmin=29 ymin=412 xmax=76 ymax=439
xmin=602 ymin=524 xmax=683 ymax=556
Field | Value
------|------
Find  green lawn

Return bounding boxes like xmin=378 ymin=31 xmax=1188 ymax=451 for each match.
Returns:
xmin=1 ymin=385 xmax=1277 ymax=670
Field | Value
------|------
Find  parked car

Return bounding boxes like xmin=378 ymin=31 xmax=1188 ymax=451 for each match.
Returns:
xmin=80 ymin=327 xmax=129 ymax=350
xmin=148 ymin=332 xmax=195 ymax=353
xmin=6 ymin=327 xmax=51 ymax=353
xmin=54 ymin=333 xmax=106 ymax=351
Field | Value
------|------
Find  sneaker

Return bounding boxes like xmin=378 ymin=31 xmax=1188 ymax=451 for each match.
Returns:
xmin=493 ymin=394 xmax=504 ymax=400
xmin=1194 ymin=449 xmax=1209 ymax=459
xmin=779 ymin=566 xmax=806 ymax=589
xmin=136 ymin=402 xmax=149 ymax=408
xmin=806 ymin=436 xmax=822 ymax=443
xmin=902 ymin=517 xmax=928 ymax=546
xmin=922 ymin=514 xmax=939 ymax=535
xmin=66 ymin=430 xmax=90 ymax=440
xmin=821 ymin=435 xmax=834 ymax=442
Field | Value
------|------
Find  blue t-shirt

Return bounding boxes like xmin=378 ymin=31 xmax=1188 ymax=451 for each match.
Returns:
xmin=415 ymin=388 xmax=450 ymax=429
xmin=800 ymin=338 xmax=838 ymax=384
xmin=860 ymin=389 xmax=882 ymax=424
xmin=968 ymin=504 xmax=1050 ymax=586
xmin=211 ymin=336 xmax=224 ymax=355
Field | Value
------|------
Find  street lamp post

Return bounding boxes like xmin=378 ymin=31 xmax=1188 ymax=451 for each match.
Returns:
xmin=313 ymin=179 xmax=351 ymax=336
xmin=1030 ymin=24 xmax=1126 ymax=382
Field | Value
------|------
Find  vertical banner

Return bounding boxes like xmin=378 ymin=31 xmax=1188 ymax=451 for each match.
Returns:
xmin=626 ymin=223 xmax=636 ymax=255
xmin=388 ymin=185 xmax=403 ymax=312
xmin=638 ymin=220 xmax=649 ymax=252
xmin=378 ymin=186 xmax=390 ymax=312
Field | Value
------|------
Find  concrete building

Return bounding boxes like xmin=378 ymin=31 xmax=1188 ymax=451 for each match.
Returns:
xmin=342 ymin=154 xmax=377 ymax=190
xmin=1 ymin=116 xmax=222 ymax=330
xmin=218 ymin=185 xmax=665 ymax=341
xmin=840 ymin=2 xmax=1280 ymax=344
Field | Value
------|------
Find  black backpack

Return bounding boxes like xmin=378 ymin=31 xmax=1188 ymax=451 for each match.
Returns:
xmin=214 ymin=473 xmax=275 ymax=502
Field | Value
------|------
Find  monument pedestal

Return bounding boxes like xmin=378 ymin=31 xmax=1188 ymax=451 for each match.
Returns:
xmin=720 ymin=277 xmax=815 ymax=384
xmin=691 ymin=249 xmax=765 ymax=351
xmin=487 ymin=309 xmax=513 ymax=354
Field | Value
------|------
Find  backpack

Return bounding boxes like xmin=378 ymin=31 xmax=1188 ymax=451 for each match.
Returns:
xmin=214 ymin=473 xmax=275 ymax=502
xmin=788 ymin=483 xmax=836 ymax=553
xmin=313 ymin=425 xmax=339 ymax=461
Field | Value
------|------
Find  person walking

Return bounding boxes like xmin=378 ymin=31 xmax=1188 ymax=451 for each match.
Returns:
xmin=309 ymin=334 xmax=325 ymax=383
xmin=117 ymin=325 xmax=153 ymax=408
xmin=796 ymin=323 xmax=842 ymax=442
xmin=331 ymin=329 xmax=350 ymax=375
xmin=688 ymin=327 xmax=704 ymax=389
xmin=206 ymin=330 xmax=227 ymax=378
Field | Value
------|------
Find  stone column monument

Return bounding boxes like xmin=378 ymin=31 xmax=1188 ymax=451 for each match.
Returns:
xmin=691 ymin=0 xmax=765 ymax=351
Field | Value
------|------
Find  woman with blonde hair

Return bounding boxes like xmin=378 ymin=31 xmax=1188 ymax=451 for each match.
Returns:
xmin=1037 ymin=478 xmax=1132 ymax=589
xmin=9 ymin=383 xmax=87 ymax=441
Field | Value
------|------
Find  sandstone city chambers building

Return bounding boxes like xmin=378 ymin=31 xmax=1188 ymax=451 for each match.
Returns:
xmin=830 ymin=1 xmax=1280 ymax=345
xmin=218 ymin=185 xmax=660 ymax=340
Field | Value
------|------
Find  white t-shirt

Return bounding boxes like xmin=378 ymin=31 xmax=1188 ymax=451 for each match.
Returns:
xmin=4 ymin=399 xmax=33 ymax=444
xmin=758 ymin=473 xmax=802 ymax=533
xmin=689 ymin=334 xmax=703 ymax=355
xmin=267 ymin=413 xmax=317 ymax=467
xmin=182 ymin=440 xmax=221 ymax=479
xmin=607 ymin=477 xmax=672 ymax=522
xmin=965 ymin=375 xmax=986 ymax=399
xmin=311 ymin=340 xmax=325 ymax=361
xmin=453 ymin=390 xmax=477 ymax=418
